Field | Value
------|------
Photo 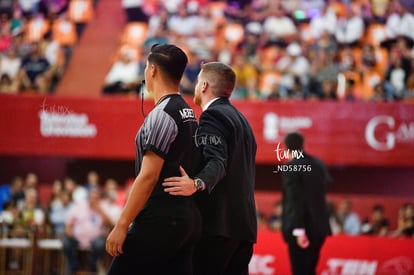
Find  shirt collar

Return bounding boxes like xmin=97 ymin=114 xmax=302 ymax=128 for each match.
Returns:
xmin=202 ymin=97 xmax=220 ymax=111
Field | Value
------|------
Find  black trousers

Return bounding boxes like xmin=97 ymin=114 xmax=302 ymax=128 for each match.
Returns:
xmin=107 ymin=210 xmax=201 ymax=275
xmin=193 ymin=235 xmax=254 ymax=275
xmin=287 ymin=236 xmax=326 ymax=275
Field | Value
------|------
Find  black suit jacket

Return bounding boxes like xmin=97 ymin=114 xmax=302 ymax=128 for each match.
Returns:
xmin=281 ymin=153 xmax=332 ymax=242
xmin=195 ymin=97 xmax=257 ymax=242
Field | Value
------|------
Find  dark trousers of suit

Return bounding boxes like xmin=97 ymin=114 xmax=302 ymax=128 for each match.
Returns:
xmin=193 ymin=235 xmax=254 ymax=275
xmin=287 ymin=236 xmax=326 ymax=275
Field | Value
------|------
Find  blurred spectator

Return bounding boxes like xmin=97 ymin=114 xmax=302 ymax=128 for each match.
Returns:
xmin=327 ymin=201 xmax=341 ymax=235
xmin=232 ymin=53 xmax=259 ymax=99
xmin=0 ymin=200 xmax=19 ymax=236
xmin=338 ymin=46 xmax=358 ymax=72
xmin=85 ymin=170 xmax=100 ymax=192
xmin=103 ymin=178 xmax=126 ymax=208
xmin=334 ymin=5 xmax=364 ymax=47
xmin=102 ymin=51 xmax=140 ymax=95
xmin=0 ymin=0 xmax=14 ymax=19
xmin=343 ymin=78 xmax=358 ymax=101
xmin=10 ymin=9 xmax=24 ymax=37
xmin=101 ymin=178 xmax=123 ymax=220
xmin=9 ymin=176 xmax=25 ymax=209
xmin=147 ymin=6 xmax=169 ymax=39
xmin=18 ymin=0 xmax=42 ymax=18
xmin=180 ymin=50 xmax=202 ymax=96
xmin=0 ymin=48 xmax=22 ymax=82
xmin=143 ymin=25 xmax=169 ymax=50
xmin=337 ymin=199 xmax=361 ymax=235
xmin=167 ymin=2 xmax=199 ymax=45
xmin=369 ymin=82 xmax=387 ymax=102
xmin=384 ymin=1 xmax=414 ymax=42
xmin=62 ymin=188 xmax=115 ymax=274
xmin=392 ymin=203 xmax=414 ymax=238
xmin=40 ymin=0 xmax=69 ymax=18
xmin=361 ymin=44 xmax=377 ymax=71
xmin=187 ymin=5 xmax=215 ymax=60
xmin=20 ymin=187 xmax=45 ymax=229
xmin=262 ymin=5 xmax=297 ymax=44
xmin=64 ymin=176 xmax=87 ymax=203
xmin=122 ymin=0 xmax=148 ymax=23
xmin=277 ymin=42 xmax=310 ymax=98
xmin=268 ymin=200 xmax=282 ymax=231
xmin=308 ymin=50 xmax=339 ymax=100
xmin=371 ymin=0 xmax=390 ymax=23
xmin=309 ymin=5 xmax=337 ymax=40
xmin=12 ymin=33 xmax=32 ymax=58
xmin=0 ymin=27 xmax=11 ymax=52
xmin=0 ymin=73 xmax=18 ymax=92
xmin=383 ymin=55 xmax=409 ymax=100
xmin=24 ymin=172 xmax=38 ymax=190
xmin=17 ymin=42 xmax=51 ymax=93
xmin=241 ymin=31 xmax=261 ymax=64
xmin=361 ymin=204 xmax=390 ymax=237
xmin=311 ymin=31 xmax=338 ymax=62
xmin=49 ymin=189 xmax=72 ymax=238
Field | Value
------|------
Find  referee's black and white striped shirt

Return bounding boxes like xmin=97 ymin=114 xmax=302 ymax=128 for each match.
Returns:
xmin=135 ymin=94 xmax=200 ymax=215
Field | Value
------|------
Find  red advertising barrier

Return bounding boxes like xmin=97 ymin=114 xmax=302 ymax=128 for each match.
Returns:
xmin=0 ymin=94 xmax=413 ymax=166
xmin=250 ymin=230 xmax=414 ymax=275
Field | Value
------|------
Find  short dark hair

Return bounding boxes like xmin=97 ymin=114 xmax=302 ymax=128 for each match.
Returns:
xmin=147 ymin=44 xmax=188 ymax=85
xmin=284 ymin=132 xmax=304 ymax=151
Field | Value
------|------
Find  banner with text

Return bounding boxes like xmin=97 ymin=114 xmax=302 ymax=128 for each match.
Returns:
xmin=250 ymin=230 xmax=414 ymax=275
xmin=0 ymin=94 xmax=413 ymax=166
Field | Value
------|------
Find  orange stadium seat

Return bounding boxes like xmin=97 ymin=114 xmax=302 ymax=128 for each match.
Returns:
xmin=208 ymin=1 xmax=227 ymax=27
xmin=113 ymin=43 xmax=142 ymax=62
xmin=69 ymin=0 xmax=94 ymax=23
xmin=223 ymin=22 xmax=244 ymax=49
xmin=259 ymin=70 xmax=281 ymax=97
xmin=364 ymin=23 xmax=386 ymax=47
xmin=360 ymin=69 xmax=382 ymax=99
xmin=25 ymin=17 xmax=50 ymax=43
xmin=52 ymin=18 xmax=77 ymax=46
xmin=121 ymin=22 xmax=148 ymax=47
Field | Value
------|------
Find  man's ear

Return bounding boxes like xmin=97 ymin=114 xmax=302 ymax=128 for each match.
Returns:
xmin=202 ymin=81 xmax=208 ymax=92
xmin=150 ymin=64 xmax=157 ymax=77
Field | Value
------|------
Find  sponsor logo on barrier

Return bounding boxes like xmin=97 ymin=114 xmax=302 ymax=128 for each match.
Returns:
xmin=39 ymin=99 xmax=97 ymax=138
xmin=249 ymin=254 xmax=275 ymax=275
xmin=377 ymin=256 xmax=413 ymax=275
xmin=321 ymin=257 xmax=414 ymax=275
xmin=263 ymin=112 xmax=312 ymax=141
xmin=321 ymin=258 xmax=378 ymax=275
xmin=365 ymin=115 xmax=414 ymax=151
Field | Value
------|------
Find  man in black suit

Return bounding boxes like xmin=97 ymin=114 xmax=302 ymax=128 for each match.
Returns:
xmin=163 ymin=62 xmax=257 ymax=275
xmin=281 ymin=132 xmax=332 ymax=275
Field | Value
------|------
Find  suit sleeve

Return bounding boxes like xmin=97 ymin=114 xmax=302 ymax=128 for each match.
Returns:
xmin=282 ymin=168 xmax=305 ymax=231
xmin=195 ymin=110 xmax=229 ymax=193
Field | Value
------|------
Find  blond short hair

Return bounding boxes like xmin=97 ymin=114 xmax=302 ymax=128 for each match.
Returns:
xmin=201 ymin=62 xmax=235 ymax=98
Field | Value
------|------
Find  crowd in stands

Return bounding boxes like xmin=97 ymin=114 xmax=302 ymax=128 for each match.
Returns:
xmin=0 ymin=0 xmax=95 ymax=94
xmin=0 ymin=170 xmax=413 ymax=272
xmin=258 ymin=197 xmax=414 ymax=238
xmin=0 ymin=171 xmax=126 ymax=273
xmin=105 ymin=0 xmax=414 ymax=102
